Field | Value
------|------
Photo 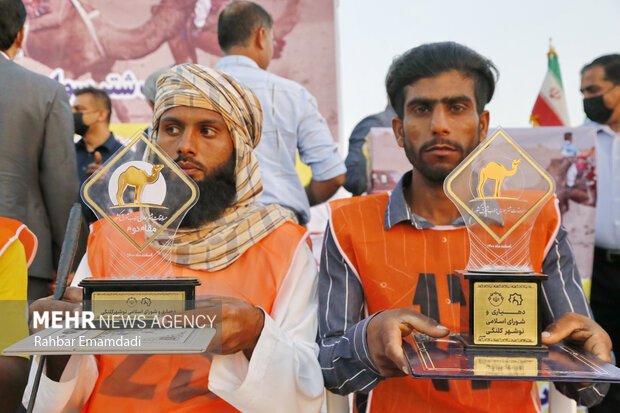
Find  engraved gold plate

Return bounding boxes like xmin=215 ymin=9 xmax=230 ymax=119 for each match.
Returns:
xmin=91 ymin=291 xmax=186 ymax=320
xmin=473 ymin=356 xmax=539 ymax=376
xmin=472 ymin=282 xmax=538 ymax=345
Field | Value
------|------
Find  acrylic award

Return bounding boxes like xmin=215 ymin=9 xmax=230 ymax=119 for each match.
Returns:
xmin=79 ymin=132 xmax=200 ymax=324
xmin=443 ymin=128 xmax=555 ymax=351
xmin=402 ymin=128 xmax=620 ymax=383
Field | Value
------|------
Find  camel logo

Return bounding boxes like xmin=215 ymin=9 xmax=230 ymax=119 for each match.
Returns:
xmin=444 ymin=128 xmax=555 ymax=246
xmin=81 ymin=132 xmax=198 ymax=253
xmin=108 ymin=162 xmax=167 ymax=209
xmin=477 ymin=159 xmax=522 ymax=199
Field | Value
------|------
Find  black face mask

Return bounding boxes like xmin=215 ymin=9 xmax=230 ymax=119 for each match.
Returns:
xmin=583 ymin=91 xmax=615 ymax=124
xmin=73 ymin=112 xmax=89 ymax=136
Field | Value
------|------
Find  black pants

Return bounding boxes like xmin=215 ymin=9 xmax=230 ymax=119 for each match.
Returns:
xmin=589 ymin=247 xmax=620 ymax=413
xmin=26 ymin=276 xmax=50 ymax=301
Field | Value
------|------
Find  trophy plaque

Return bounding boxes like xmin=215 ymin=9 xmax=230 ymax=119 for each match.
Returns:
xmin=444 ymin=128 xmax=554 ymax=351
xmin=401 ymin=128 xmax=620 ymax=383
xmin=403 ymin=334 xmax=620 ymax=383
xmin=1 ymin=132 xmax=220 ymax=358
xmin=79 ymin=132 xmax=200 ymax=325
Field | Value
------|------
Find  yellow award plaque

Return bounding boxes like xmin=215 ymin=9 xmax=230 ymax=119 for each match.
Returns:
xmin=473 ymin=356 xmax=539 ymax=376
xmin=472 ymin=282 xmax=537 ymax=346
xmin=90 ymin=288 xmax=188 ymax=320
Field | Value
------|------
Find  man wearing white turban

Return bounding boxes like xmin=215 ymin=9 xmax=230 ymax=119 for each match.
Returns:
xmin=23 ymin=64 xmax=324 ymax=413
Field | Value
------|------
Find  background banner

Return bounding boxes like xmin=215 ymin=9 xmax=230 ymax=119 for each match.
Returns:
xmin=18 ymin=0 xmax=339 ymax=139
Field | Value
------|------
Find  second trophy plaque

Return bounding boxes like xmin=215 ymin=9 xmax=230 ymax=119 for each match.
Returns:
xmin=403 ymin=128 xmax=620 ymax=384
xmin=79 ymin=132 xmax=201 ymax=325
xmin=444 ymin=128 xmax=555 ymax=352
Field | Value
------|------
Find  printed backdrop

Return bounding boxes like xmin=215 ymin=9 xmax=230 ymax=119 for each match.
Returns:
xmin=17 ymin=0 xmax=339 ymax=139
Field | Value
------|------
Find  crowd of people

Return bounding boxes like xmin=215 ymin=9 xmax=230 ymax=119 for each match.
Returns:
xmin=1 ymin=0 xmax=619 ymax=412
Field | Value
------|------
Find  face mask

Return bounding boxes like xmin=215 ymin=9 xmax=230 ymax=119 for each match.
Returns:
xmin=73 ymin=112 xmax=89 ymax=136
xmin=583 ymin=85 xmax=617 ymax=124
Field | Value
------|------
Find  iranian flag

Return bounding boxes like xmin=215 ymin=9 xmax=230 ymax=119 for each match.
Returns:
xmin=530 ymin=46 xmax=570 ymax=126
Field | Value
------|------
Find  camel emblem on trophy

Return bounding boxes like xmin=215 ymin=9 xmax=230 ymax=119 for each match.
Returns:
xmin=477 ymin=159 xmax=522 ymax=199
xmin=116 ymin=164 xmax=164 ymax=207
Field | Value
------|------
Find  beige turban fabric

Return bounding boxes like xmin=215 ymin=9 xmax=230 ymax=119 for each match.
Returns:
xmin=150 ymin=63 xmax=296 ymax=271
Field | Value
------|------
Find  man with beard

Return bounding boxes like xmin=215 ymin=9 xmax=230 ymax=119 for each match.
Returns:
xmin=317 ymin=42 xmax=611 ymax=412
xmin=23 ymin=64 xmax=323 ymax=412
xmin=580 ymin=54 xmax=620 ymax=413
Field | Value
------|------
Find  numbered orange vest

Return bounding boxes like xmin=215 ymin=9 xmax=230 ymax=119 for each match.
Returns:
xmin=328 ymin=193 xmax=560 ymax=413
xmin=82 ymin=220 xmax=307 ymax=413
xmin=0 ymin=217 xmax=37 ymax=267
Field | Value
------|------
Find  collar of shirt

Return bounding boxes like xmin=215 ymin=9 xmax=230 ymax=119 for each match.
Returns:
xmin=0 ymin=51 xmax=10 ymax=60
xmin=583 ymin=120 xmax=616 ymax=138
xmin=383 ymin=104 xmax=397 ymax=117
xmin=75 ymin=132 xmax=119 ymax=153
xmin=216 ymin=55 xmax=261 ymax=70
xmin=384 ymin=171 xmax=465 ymax=230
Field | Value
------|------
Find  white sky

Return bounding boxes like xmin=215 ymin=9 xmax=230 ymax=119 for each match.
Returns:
xmin=335 ymin=0 xmax=620 ymax=142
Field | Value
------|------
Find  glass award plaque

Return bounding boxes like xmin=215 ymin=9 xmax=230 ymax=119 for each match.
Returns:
xmin=402 ymin=128 xmax=620 ymax=382
xmin=444 ymin=128 xmax=554 ymax=351
xmin=79 ymin=132 xmax=200 ymax=325
xmin=403 ymin=334 xmax=620 ymax=383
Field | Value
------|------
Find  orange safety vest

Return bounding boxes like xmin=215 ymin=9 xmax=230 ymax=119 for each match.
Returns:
xmin=82 ymin=219 xmax=307 ymax=413
xmin=328 ymin=193 xmax=560 ymax=413
xmin=0 ymin=217 xmax=37 ymax=267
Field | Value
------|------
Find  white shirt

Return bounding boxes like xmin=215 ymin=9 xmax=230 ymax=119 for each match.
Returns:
xmin=216 ymin=56 xmax=346 ymax=224
xmin=23 ymin=245 xmax=323 ymax=412
xmin=588 ymin=122 xmax=620 ymax=249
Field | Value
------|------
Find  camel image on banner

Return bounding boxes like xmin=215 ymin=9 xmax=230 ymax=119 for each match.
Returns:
xmin=114 ymin=164 xmax=165 ymax=208
xmin=476 ymin=159 xmax=522 ymax=199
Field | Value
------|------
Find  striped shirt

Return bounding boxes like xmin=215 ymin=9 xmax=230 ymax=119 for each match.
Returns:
xmin=318 ymin=171 xmax=607 ymax=408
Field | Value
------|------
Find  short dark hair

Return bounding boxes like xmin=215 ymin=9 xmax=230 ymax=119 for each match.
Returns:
xmin=564 ymin=132 xmax=573 ymax=141
xmin=0 ymin=0 xmax=26 ymax=51
xmin=75 ymin=87 xmax=112 ymax=123
xmin=386 ymin=42 xmax=498 ymax=118
xmin=143 ymin=66 xmax=169 ymax=104
xmin=217 ymin=1 xmax=272 ymax=52
xmin=581 ymin=54 xmax=620 ymax=84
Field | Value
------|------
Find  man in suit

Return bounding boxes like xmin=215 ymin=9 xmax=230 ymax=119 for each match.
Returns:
xmin=0 ymin=0 xmax=78 ymax=300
